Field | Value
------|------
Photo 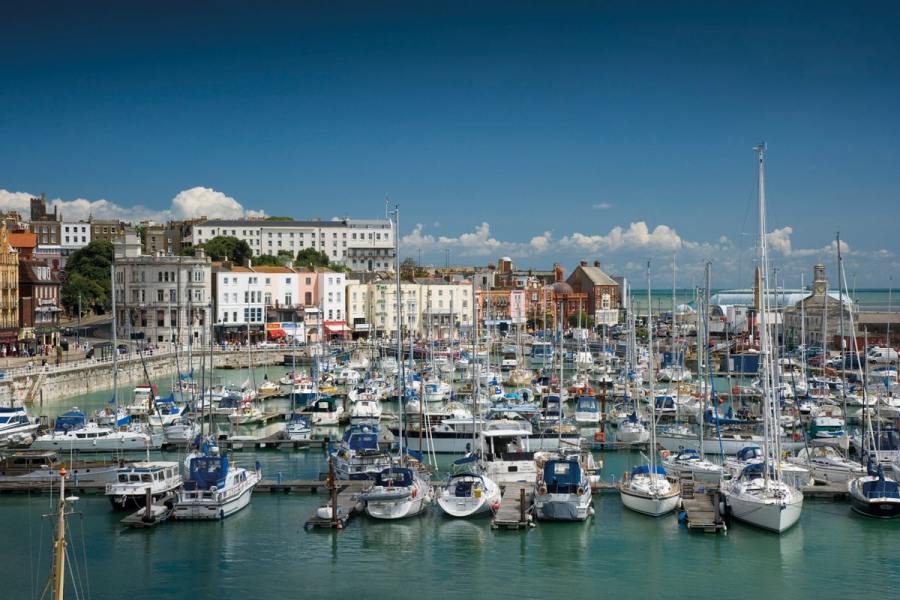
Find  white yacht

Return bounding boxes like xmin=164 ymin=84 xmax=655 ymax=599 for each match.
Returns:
xmin=436 ymin=468 xmax=501 ymax=518
xmin=479 ymin=429 xmax=538 ymax=485
xmin=173 ymin=455 xmax=261 ymax=520
xmin=619 ymin=464 xmax=681 ymax=517
xmin=721 ymin=462 xmax=803 ymax=532
xmin=0 ymin=406 xmax=40 ymax=445
xmin=31 ymin=409 xmax=161 ymax=452
xmin=0 ymin=451 xmax=122 ymax=485
xmin=661 ymin=448 xmax=723 ymax=484
xmin=284 ymin=415 xmax=312 ymax=441
xmin=349 ymin=397 xmax=383 ymax=424
xmin=105 ymin=461 xmax=183 ymax=510
xmin=362 ymin=466 xmax=433 ymax=519
xmin=788 ymin=445 xmax=865 ymax=485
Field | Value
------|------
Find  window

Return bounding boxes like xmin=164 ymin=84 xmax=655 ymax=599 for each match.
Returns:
xmin=285 ymin=293 xmax=292 ymax=305
xmin=171 ymin=309 xmax=177 ymax=327
xmin=305 ymin=277 xmax=311 ymax=285
xmin=157 ymin=290 xmax=164 ymax=302
xmin=264 ymin=292 xmax=272 ymax=305
xmin=233 ymin=311 xmax=237 ymax=322
xmin=265 ymin=278 xmax=271 ymax=284
xmin=223 ymin=311 xmax=228 ymax=323
xmin=304 ymin=292 xmax=312 ymax=305
xmin=285 ymin=277 xmax=291 ymax=284
xmin=170 ymin=289 xmax=176 ymax=302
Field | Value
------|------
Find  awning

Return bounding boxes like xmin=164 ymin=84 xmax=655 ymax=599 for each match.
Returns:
xmin=324 ymin=321 xmax=349 ymax=335
xmin=267 ymin=329 xmax=286 ymax=340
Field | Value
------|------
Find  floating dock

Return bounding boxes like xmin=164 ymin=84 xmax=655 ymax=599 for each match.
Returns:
xmin=303 ymin=481 xmax=368 ymax=530
xmin=491 ymin=483 xmax=534 ymax=530
xmin=120 ymin=492 xmax=176 ymax=528
xmin=679 ymin=475 xmax=726 ymax=533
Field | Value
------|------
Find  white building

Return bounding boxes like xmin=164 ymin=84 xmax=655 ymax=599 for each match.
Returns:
xmin=212 ymin=263 xmax=300 ymax=342
xmin=113 ymin=250 xmax=212 ymax=345
xmin=189 ymin=218 xmax=394 ymax=271
xmin=60 ymin=222 xmax=91 ymax=250
xmin=318 ymin=270 xmax=347 ymax=337
xmin=346 ymin=279 xmax=473 ymax=338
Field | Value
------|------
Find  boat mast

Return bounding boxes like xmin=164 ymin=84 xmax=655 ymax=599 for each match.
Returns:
xmin=754 ymin=143 xmax=776 ymax=485
xmin=836 ymin=232 xmax=848 ymax=419
xmin=647 ymin=261 xmax=657 ymax=484
xmin=44 ymin=469 xmax=68 ymax=600
xmin=111 ymin=247 xmax=118 ymax=414
xmin=393 ymin=206 xmax=405 ymax=462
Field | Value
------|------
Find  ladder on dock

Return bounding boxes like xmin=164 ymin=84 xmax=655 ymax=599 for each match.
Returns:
xmin=679 ymin=473 xmax=726 ymax=533
xmin=491 ymin=483 xmax=533 ymax=530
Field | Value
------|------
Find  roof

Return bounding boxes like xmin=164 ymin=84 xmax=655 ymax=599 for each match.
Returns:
xmin=573 ymin=265 xmax=618 ymax=286
xmin=251 ymin=265 xmax=295 ymax=273
xmin=198 ymin=218 xmax=391 ymax=229
xmin=9 ymin=232 xmax=37 ymax=249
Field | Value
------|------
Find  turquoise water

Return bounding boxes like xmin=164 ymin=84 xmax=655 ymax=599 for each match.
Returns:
xmin=4 ymin=368 xmax=899 ymax=599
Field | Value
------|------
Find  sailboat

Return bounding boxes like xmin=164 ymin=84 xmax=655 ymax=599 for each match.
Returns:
xmin=362 ymin=206 xmax=433 ymax=520
xmin=720 ymin=144 xmax=803 ymax=533
xmin=619 ymin=262 xmax=681 ymax=517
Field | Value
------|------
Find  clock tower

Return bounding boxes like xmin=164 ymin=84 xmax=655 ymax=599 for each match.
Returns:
xmin=812 ymin=263 xmax=826 ymax=296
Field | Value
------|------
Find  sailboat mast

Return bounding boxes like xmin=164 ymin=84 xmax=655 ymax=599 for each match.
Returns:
xmin=393 ymin=206 xmax=405 ymax=461
xmin=51 ymin=471 xmax=67 ymax=600
xmin=647 ymin=261 xmax=657 ymax=477
xmin=111 ymin=247 xmax=118 ymax=412
xmin=755 ymin=143 xmax=774 ymax=484
xmin=837 ymin=232 xmax=848 ymax=418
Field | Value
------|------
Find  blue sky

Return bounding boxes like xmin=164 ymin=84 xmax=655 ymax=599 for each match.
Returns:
xmin=1 ymin=1 xmax=898 ymax=287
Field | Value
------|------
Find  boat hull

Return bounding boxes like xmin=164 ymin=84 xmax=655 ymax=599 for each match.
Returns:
xmin=534 ymin=492 xmax=593 ymax=521
xmin=723 ymin=491 xmax=803 ymax=532
xmin=619 ymin=487 xmax=680 ymax=517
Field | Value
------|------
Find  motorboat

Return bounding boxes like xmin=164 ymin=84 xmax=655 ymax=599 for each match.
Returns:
xmin=362 ymin=466 xmax=433 ymax=520
xmin=574 ymin=396 xmax=601 ymax=425
xmin=0 ymin=451 xmax=123 ymax=485
xmin=105 ymin=461 xmax=182 ymax=510
xmin=0 ymin=406 xmax=40 ymax=445
xmin=31 ymin=409 xmax=161 ymax=452
xmin=284 ymin=414 xmax=312 ymax=441
xmin=173 ymin=455 xmax=261 ymax=520
xmin=302 ymin=396 xmax=344 ymax=426
xmin=349 ymin=397 xmax=383 ymax=424
xmin=533 ymin=454 xmax=594 ymax=521
xmin=332 ymin=425 xmax=392 ymax=480
xmin=618 ymin=464 xmax=681 ymax=517
xmin=479 ymin=429 xmax=538 ymax=485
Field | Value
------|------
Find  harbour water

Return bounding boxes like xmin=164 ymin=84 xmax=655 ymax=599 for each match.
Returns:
xmin=2 ymin=368 xmax=898 ymax=599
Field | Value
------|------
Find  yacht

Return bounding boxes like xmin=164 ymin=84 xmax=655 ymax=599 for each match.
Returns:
xmin=661 ymin=448 xmax=723 ymax=484
xmin=147 ymin=396 xmax=188 ymax=427
xmin=422 ymin=378 xmax=452 ymax=403
xmin=31 ymin=409 xmax=161 ymax=452
xmin=533 ymin=453 xmax=594 ymax=521
xmin=0 ymin=406 xmax=40 ymax=445
xmin=362 ymin=466 xmax=433 ymax=520
xmin=302 ymin=396 xmax=344 ymax=426
xmin=574 ymin=396 xmax=601 ymax=425
xmin=725 ymin=446 xmax=812 ymax=489
xmin=619 ymin=465 xmax=681 ymax=517
xmin=284 ymin=414 xmax=312 ymax=441
xmin=0 ymin=451 xmax=123 ymax=485
xmin=788 ymin=445 xmax=865 ymax=484
xmin=125 ymin=384 xmax=157 ymax=416
xmin=479 ymin=429 xmax=538 ymax=484
xmin=332 ymin=425 xmax=392 ymax=480
xmin=848 ymin=465 xmax=900 ymax=519
xmin=617 ymin=413 xmax=650 ymax=444
xmin=436 ymin=465 xmax=501 ymax=518
xmin=721 ymin=462 xmax=804 ymax=532
xmin=173 ymin=455 xmax=261 ymax=520
xmin=105 ymin=461 xmax=183 ymax=510
xmin=349 ymin=397 xmax=383 ymax=424
xmin=227 ymin=400 xmax=265 ymax=425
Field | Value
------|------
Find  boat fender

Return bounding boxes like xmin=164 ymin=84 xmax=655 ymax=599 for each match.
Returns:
xmin=576 ymin=486 xmax=585 ymax=496
xmin=210 ymin=486 xmax=217 ymax=494
xmin=660 ymin=450 xmax=671 ymax=459
xmin=411 ymin=488 xmax=417 ymax=499
xmin=539 ymin=484 xmax=548 ymax=496
xmin=792 ymin=432 xmax=802 ymax=442
xmin=490 ymin=501 xmax=501 ymax=512
xmin=594 ymin=431 xmax=606 ymax=443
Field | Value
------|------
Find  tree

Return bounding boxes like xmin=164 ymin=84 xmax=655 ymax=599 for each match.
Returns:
xmin=266 ymin=216 xmax=294 ymax=221
xmin=295 ymin=248 xmax=330 ymax=268
xmin=61 ymin=239 xmax=113 ymax=315
xmin=253 ymin=254 xmax=281 ymax=266
xmin=203 ymin=236 xmax=252 ymax=263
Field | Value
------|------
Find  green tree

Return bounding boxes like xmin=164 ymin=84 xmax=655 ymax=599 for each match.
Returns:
xmin=266 ymin=216 xmax=294 ymax=221
xmin=253 ymin=254 xmax=281 ymax=266
xmin=203 ymin=236 xmax=252 ymax=263
xmin=61 ymin=239 xmax=114 ymax=314
xmin=295 ymin=248 xmax=330 ymax=268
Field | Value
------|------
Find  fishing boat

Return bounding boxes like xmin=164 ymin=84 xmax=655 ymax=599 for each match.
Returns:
xmin=719 ymin=145 xmax=803 ymax=533
xmin=31 ymin=408 xmax=161 ymax=452
xmin=173 ymin=455 xmax=261 ymax=520
xmin=533 ymin=453 xmax=594 ymax=521
xmin=362 ymin=466 xmax=434 ymax=519
xmin=105 ymin=461 xmax=182 ymax=510
xmin=574 ymin=396 xmax=601 ymax=425
xmin=0 ymin=451 xmax=123 ymax=485
xmin=332 ymin=425 xmax=392 ymax=480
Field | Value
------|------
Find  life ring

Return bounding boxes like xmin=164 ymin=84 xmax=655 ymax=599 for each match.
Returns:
xmin=660 ymin=450 xmax=671 ymax=459
xmin=792 ymin=432 xmax=802 ymax=442
xmin=594 ymin=431 xmax=606 ymax=443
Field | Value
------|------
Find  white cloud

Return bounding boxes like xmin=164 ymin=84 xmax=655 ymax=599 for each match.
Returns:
xmin=766 ymin=226 xmax=794 ymax=256
xmin=0 ymin=186 xmax=265 ymax=223
xmin=592 ymin=202 xmax=613 ymax=210
xmin=559 ymin=221 xmax=683 ymax=253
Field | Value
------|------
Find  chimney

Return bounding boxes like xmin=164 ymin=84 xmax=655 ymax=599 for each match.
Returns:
xmin=580 ymin=260 xmax=587 ymax=267
xmin=554 ymin=263 xmax=563 ymax=283
xmin=594 ymin=260 xmax=601 ymax=268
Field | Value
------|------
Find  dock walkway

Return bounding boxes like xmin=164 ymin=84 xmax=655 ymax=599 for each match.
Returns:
xmin=491 ymin=483 xmax=533 ymax=530
xmin=303 ymin=481 xmax=368 ymax=530
xmin=679 ymin=475 xmax=726 ymax=533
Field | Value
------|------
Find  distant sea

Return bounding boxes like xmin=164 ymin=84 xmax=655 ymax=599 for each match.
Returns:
xmin=629 ymin=288 xmax=897 ymax=313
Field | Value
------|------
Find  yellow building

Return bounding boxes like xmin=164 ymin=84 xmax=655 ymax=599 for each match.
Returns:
xmin=0 ymin=223 xmax=20 ymax=352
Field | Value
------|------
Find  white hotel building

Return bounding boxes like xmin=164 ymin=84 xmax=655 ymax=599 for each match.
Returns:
xmin=190 ymin=218 xmax=395 ymax=271
xmin=212 ymin=263 xmax=300 ymax=342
